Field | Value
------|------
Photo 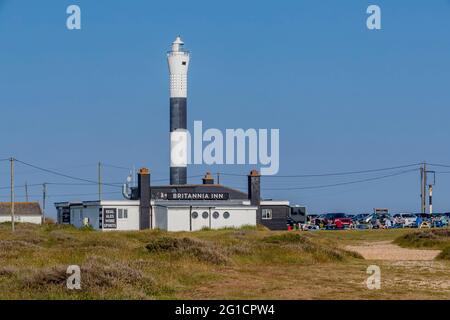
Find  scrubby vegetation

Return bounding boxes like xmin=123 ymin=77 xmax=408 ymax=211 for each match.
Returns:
xmin=0 ymin=222 xmax=363 ymax=299
xmin=146 ymin=237 xmax=230 ymax=265
xmin=262 ymin=233 xmax=363 ymax=261
xmin=437 ymin=246 xmax=450 ymax=260
xmin=394 ymin=228 xmax=450 ymax=260
xmin=1 ymin=223 xmax=450 ymax=299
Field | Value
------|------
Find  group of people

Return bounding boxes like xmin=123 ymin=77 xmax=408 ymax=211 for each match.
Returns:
xmin=368 ymin=214 xmax=448 ymax=229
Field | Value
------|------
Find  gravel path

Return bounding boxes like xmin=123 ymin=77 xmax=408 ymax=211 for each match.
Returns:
xmin=346 ymin=241 xmax=441 ymax=261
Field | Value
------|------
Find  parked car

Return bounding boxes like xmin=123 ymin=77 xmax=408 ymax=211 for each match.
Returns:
xmin=364 ymin=213 xmax=393 ymax=229
xmin=322 ymin=213 xmax=353 ymax=229
xmin=430 ymin=213 xmax=448 ymax=227
xmin=352 ymin=213 xmax=370 ymax=223
xmin=306 ymin=214 xmax=319 ymax=224
xmin=392 ymin=213 xmax=417 ymax=228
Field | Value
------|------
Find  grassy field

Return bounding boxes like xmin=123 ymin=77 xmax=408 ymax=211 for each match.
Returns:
xmin=1 ymin=223 xmax=450 ymax=299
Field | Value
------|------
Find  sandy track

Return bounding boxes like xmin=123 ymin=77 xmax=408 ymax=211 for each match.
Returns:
xmin=345 ymin=241 xmax=441 ymax=261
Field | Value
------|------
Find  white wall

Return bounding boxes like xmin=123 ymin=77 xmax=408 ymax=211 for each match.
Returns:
xmin=69 ymin=205 xmax=140 ymax=231
xmin=62 ymin=201 xmax=256 ymax=232
xmin=110 ymin=206 xmax=139 ymax=231
xmin=0 ymin=215 xmax=42 ymax=224
xmin=210 ymin=207 xmax=256 ymax=229
xmin=167 ymin=207 xmax=192 ymax=232
xmin=162 ymin=206 xmax=257 ymax=232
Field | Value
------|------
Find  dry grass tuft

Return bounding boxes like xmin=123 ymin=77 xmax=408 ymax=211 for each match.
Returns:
xmin=22 ymin=265 xmax=68 ymax=288
xmin=0 ymin=239 xmax=42 ymax=250
xmin=437 ymin=247 xmax=450 ymax=260
xmin=263 ymin=232 xmax=362 ymax=262
xmin=0 ymin=266 xmax=16 ymax=277
xmin=81 ymin=256 xmax=152 ymax=288
xmin=146 ymin=236 xmax=229 ymax=265
xmin=395 ymin=228 xmax=450 ymax=249
xmin=21 ymin=256 xmax=154 ymax=291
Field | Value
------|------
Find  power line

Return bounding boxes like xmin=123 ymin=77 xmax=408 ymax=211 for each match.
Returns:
xmin=262 ymin=168 xmax=418 ymax=191
xmin=151 ymin=174 xmax=205 ymax=183
xmin=216 ymin=163 xmax=421 ymax=178
xmin=0 ymin=182 xmax=123 ymax=190
xmin=14 ymin=159 xmax=121 ymax=188
xmin=47 ymin=182 xmax=122 ymax=186
xmin=48 ymin=191 xmax=122 ymax=198
xmin=264 ymin=163 xmax=421 ymax=178
xmin=0 ymin=191 xmax=122 ymax=199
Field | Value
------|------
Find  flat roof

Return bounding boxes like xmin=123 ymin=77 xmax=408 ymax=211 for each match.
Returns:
xmin=82 ymin=200 xmax=141 ymax=207
xmin=54 ymin=199 xmax=255 ymax=208
xmin=260 ymin=200 xmax=290 ymax=206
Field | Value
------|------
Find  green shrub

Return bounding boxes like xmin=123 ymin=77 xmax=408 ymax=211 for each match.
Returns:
xmin=437 ymin=246 xmax=450 ymax=260
xmin=395 ymin=229 xmax=450 ymax=249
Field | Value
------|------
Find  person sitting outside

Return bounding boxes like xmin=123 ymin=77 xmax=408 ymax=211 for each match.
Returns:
xmin=384 ymin=218 xmax=392 ymax=229
xmin=415 ymin=215 xmax=423 ymax=228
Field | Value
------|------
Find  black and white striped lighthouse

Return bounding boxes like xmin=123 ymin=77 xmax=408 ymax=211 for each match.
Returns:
xmin=167 ymin=36 xmax=190 ymax=185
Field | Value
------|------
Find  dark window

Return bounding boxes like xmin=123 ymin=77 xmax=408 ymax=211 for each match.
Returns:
xmin=182 ymin=61 xmax=186 ymax=65
xmin=223 ymin=211 xmax=230 ymax=219
xmin=213 ymin=211 xmax=219 ymax=219
xmin=202 ymin=211 xmax=209 ymax=219
xmin=192 ymin=211 xmax=198 ymax=219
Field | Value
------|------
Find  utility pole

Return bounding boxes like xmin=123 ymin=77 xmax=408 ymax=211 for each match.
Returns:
xmin=98 ymin=162 xmax=102 ymax=201
xmin=427 ymin=170 xmax=436 ymax=215
xmin=217 ymin=172 xmax=220 ymax=185
xmin=42 ymin=183 xmax=47 ymax=224
xmin=420 ymin=162 xmax=427 ymax=214
xmin=25 ymin=181 xmax=29 ymax=202
xmin=429 ymin=184 xmax=433 ymax=215
xmin=10 ymin=158 xmax=15 ymax=232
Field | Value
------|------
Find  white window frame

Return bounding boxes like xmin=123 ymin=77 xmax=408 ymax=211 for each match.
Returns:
xmin=262 ymin=209 xmax=272 ymax=220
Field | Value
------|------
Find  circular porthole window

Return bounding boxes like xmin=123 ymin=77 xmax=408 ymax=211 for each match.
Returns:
xmin=202 ymin=211 xmax=209 ymax=219
xmin=191 ymin=211 xmax=198 ymax=219
xmin=212 ymin=211 xmax=220 ymax=219
xmin=223 ymin=211 xmax=230 ymax=219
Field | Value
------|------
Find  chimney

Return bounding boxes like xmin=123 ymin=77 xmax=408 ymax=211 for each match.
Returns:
xmin=138 ymin=168 xmax=151 ymax=229
xmin=248 ymin=169 xmax=261 ymax=222
xmin=202 ymin=172 xmax=214 ymax=185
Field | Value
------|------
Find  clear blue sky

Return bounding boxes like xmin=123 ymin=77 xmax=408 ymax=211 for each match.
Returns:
xmin=1 ymin=0 xmax=450 ymax=218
